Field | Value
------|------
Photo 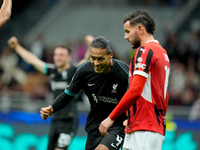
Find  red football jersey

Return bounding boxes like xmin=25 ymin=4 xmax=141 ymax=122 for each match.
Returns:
xmin=125 ymin=40 xmax=170 ymax=135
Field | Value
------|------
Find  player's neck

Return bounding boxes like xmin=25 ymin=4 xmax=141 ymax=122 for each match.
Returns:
xmin=140 ymin=34 xmax=154 ymax=46
xmin=58 ymin=63 xmax=70 ymax=72
xmin=104 ymin=59 xmax=113 ymax=74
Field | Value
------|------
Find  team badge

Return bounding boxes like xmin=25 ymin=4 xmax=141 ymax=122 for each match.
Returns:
xmin=111 ymin=84 xmax=118 ymax=93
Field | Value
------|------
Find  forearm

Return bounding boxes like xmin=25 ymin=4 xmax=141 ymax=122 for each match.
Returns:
xmin=15 ymin=44 xmax=36 ymax=64
xmin=52 ymin=92 xmax=74 ymax=113
xmin=15 ymin=44 xmax=45 ymax=73
xmin=0 ymin=0 xmax=12 ymax=27
xmin=109 ymin=75 xmax=147 ymax=120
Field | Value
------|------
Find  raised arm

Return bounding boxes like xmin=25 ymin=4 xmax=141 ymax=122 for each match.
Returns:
xmin=8 ymin=36 xmax=45 ymax=73
xmin=0 ymin=0 xmax=12 ymax=27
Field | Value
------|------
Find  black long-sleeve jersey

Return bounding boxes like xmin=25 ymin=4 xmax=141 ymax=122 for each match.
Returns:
xmin=52 ymin=59 xmax=129 ymax=135
xmin=45 ymin=63 xmax=78 ymax=120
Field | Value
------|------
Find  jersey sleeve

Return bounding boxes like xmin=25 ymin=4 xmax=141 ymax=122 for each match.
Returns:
xmin=44 ymin=63 xmax=57 ymax=75
xmin=52 ymin=92 xmax=74 ymax=113
xmin=65 ymin=64 xmax=85 ymax=96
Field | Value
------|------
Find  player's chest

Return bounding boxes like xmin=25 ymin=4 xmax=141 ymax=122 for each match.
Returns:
xmin=84 ymin=74 xmax=126 ymax=96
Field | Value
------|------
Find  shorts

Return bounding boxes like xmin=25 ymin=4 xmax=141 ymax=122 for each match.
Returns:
xmin=47 ymin=119 xmax=78 ymax=150
xmin=123 ymin=131 xmax=165 ymax=150
xmin=86 ymin=127 xmax=125 ymax=150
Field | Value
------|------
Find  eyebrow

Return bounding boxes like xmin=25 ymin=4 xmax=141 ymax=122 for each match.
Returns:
xmin=90 ymin=55 xmax=105 ymax=59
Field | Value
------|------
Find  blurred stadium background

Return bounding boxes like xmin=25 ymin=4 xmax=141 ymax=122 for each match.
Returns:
xmin=0 ymin=0 xmax=200 ymax=149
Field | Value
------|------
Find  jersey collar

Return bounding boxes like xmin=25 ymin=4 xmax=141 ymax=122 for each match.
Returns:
xmin=146 ymin=40 xmax=159 ymax=44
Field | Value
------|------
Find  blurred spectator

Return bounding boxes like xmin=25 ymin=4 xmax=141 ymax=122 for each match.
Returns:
xmin=185 ymin=56 xmax=200 ymax=90
xmin=175 ymin=42 xmax=189 ymax=67
xmin=189 ymin=92 xmax=200 ymax=120
xmin=0 ymin=87 xmax=11 ymax=112
xmin=188 ymin=30 xmax=200 ymax=61
xmin=180 ymin=87 xmax=195 ymax=106
xmin=168 ymin=59 xmax=186 ymax=105
xmin=22 ymin=72 xmax=50 ymax=101
xmin=164 ymin=25 xmax=200 ymax=106
xmin=0 ymin=46 xmax=27 ymax=90
xmin=164 ymin=32 xmax=178 ymax=59
xmin=30 ymin=32 xmax=46 ymax=60
xmin=71 ymin=37 xmax=88 ymax=64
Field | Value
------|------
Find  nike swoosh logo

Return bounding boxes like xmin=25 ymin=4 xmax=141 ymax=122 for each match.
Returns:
xmin=111 ymin=143 xmax=117 ymax=149
xmin=88 ymin=83 xmax=95 ymax=86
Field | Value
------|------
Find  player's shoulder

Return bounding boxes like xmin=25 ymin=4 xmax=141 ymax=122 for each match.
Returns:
xmin=114 ymin=59 xmax=129 ymax=67
xmin=76 ymin=60 xmax=93 ymax=72
xmin=113 ymin=59 xmax=129 ymax=73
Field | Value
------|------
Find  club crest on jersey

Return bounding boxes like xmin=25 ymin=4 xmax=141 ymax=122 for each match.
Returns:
xmin=111 ymin=84 xmax=118 ymax=93
xmin=137 ymin=57 xmax=143 ymax=62
xmin=140 ymin=47 xmax=147 ymax=54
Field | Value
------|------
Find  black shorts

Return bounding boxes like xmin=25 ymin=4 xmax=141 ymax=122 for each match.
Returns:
xmin=86 ymin=127 xmax=125 ymax=150
xmin=47 ymin=118 xmax=78 ymax=150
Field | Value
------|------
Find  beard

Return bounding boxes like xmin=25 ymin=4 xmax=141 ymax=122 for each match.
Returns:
xmin=131 ymin=31 xmax=140 ymax=49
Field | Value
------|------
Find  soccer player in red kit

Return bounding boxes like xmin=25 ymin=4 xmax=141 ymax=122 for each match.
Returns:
xmin=99 ymin=10 xmax=170 ymax=150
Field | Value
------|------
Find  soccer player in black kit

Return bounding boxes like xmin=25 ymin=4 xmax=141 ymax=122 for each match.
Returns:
xmin=40 ymin=36 xmax=129 ymax=150
xmin=8 ymin=35 xmax=92 ymax=150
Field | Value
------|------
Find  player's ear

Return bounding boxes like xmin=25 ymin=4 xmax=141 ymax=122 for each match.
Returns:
xmin=109 ymin=51 xmax=113 ymax=58
xmin=137 ymin=24 xmax=144 ymax=34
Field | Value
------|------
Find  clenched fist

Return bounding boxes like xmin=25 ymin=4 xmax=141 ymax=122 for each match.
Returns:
xmin=40 ymin=105 xmax=53 ymax=120
xmin=7 ymin=36 xmax=19 ymax=50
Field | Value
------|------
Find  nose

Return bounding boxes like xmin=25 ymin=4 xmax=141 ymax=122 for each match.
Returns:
xmin=124 ymin=33 xmax=128 ymax=40
xmin=94 ymin=59 xmax=100 ymax=66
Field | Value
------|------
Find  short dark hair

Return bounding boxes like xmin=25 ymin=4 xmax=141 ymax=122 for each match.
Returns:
xmin=55 ymin=44 xmax=72 ymax=54
xmin=123 ymin=10 xmax=156 ymax=34
xmin=90 ymin=36 xmax=112 ymax=54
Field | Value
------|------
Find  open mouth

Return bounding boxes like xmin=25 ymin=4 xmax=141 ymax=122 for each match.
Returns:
xmin=95 ymin=67 xmax=102 ymax=71
xmin=94 ymin=66 xmax=102 ymax=72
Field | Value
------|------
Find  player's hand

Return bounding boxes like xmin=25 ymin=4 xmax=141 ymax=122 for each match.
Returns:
xmin=7 ymin=36 xmax=19 ymax=50
xmin=123 ymin=119 xmax=128 ymax=127
xmin=40 ymin=105 xmax=53 ymax=120
xmin=99 ymin=116 xmax=114 ymax=136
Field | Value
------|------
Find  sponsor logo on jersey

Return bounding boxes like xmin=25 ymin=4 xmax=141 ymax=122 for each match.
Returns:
xmin=91 ymin=94 xmax=118 ymax=104
xmin=88 ymin=83 xmax=95 ymax=86
xmin=51 ymin=81 xmax=68 ymax=90
xmin=135 ymin=63 xmax=146 ymax=69
xmin=140 ymin=47 xmax=147 ymax=54
xmin=98 ymin=96 xmax=118 ymax=104
xmin=92 ymin=93 xmax=98 ymax=103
